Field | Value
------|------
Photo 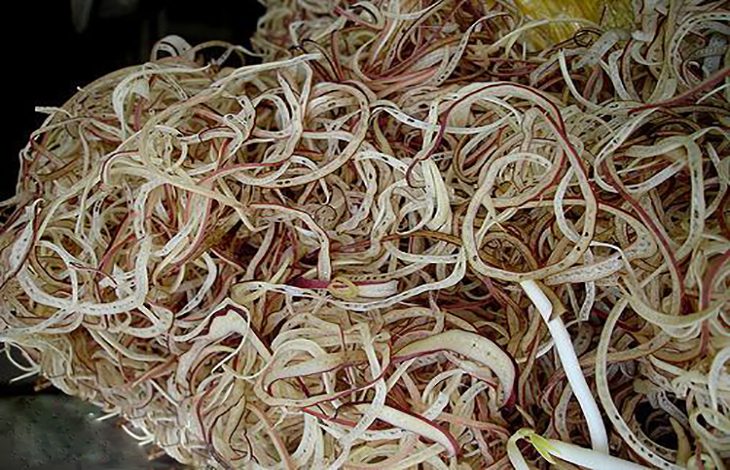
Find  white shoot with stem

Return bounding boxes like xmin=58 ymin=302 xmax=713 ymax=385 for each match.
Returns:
xmin=508 ymin=428 xmax=648 ymax=469
xmin=520 ymin=279 xmax=609 ymax=454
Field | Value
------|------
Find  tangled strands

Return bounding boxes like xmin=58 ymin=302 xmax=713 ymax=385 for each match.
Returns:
xmin=0 ymin=0 xmax=729 ymax=468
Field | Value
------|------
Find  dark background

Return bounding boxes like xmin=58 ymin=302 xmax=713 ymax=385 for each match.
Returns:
xmin=1 ymin=0 xmax=264 ymax=202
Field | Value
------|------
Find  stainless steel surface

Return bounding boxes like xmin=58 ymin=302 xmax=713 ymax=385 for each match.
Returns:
xmin=0 ymin=394 xmax=184 ymax=469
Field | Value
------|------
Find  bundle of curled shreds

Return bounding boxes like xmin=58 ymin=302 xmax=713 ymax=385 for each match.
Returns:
xmin=0 ymin=0 xmax=728 ymax=468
